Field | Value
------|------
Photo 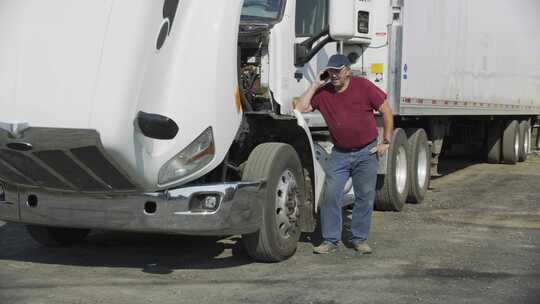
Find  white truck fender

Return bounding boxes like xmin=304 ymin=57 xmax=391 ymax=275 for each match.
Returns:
xmin=293 ymin=110 xmax=325 ymax=210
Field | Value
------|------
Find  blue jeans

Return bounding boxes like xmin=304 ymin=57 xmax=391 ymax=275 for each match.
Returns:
xmin=320 ymin=141 xmax=379 ymax=246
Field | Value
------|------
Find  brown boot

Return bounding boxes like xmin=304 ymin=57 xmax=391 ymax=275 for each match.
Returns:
xmin=353 ymin=241 xmax=372 ymax=254
xmin=313 ymin=241 xmax=338 ymax=254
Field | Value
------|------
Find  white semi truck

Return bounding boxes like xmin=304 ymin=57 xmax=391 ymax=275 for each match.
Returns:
xmin=0 ymin=0 xmax=539 ymax=261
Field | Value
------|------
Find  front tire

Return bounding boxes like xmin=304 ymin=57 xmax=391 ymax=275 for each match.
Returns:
xmin=26 ymin=225 xmax=90 ymax=246
xmin=241 ymin=143 xmax=305 ymax=262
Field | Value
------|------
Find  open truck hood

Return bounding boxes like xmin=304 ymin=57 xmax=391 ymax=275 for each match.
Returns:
xmin=0 ymin=0 xmax=244 ymax=191
xmin=0 ymin=0 xmax=115 ymax=128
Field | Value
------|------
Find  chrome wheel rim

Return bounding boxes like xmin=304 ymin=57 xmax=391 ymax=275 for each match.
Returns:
xmin=514 ymin=132 xmax=519 ymax=157
xmin=525 ymin=127 xmax=530 ymax=154
xmin=395 ymin=146 xmax=408 ymax=194
xmin=417 ymin=144 xmax=429 ymax=189
xmin=275 ymin=170 xmax=299 ymax=239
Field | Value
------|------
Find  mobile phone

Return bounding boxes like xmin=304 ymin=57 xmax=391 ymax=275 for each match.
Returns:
xmin=320 ymin=71 xmax=330 ymax=82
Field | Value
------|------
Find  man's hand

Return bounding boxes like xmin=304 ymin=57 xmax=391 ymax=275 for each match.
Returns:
xmin=372 ymin=101 xmax=394 ymax=157
xmin=295 ymin=69 xmax=329 ymax=113
xmin=369 ymin=143 xmax=390 ymax=157
xmin=314 ymin=69 xmax=329 ymax=88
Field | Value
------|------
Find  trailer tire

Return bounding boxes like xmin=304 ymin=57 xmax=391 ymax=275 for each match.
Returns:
xmin=502 ymin=120 xmax=519 ymax=164
xmin=486 ymin=121 xmax=502 ymax=164
xmin=406 ymin=129 xmax=431 ymax=204
xmin=375 ymin=128 xmax=409 ymax=211
xmin=26 ymin=225 xmax=90 ymax=246
xmin=242 ymin=143 xmax=304 ymax=262
xmin=518 ymin=121 xmax=531 ymax=162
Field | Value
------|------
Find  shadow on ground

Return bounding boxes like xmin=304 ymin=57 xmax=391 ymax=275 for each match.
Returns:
xmin=0 ymin=222 xmax=254 ymax=273
xmin=431 ymin=156 xmax=485 ymax=181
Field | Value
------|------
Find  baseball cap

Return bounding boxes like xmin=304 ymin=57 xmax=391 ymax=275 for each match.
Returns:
xmin=325 ymin=54 xmax=351 ymax=70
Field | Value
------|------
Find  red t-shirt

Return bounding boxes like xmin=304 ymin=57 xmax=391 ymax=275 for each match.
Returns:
xmin=312 ymin=76 xmax=386 ymax=150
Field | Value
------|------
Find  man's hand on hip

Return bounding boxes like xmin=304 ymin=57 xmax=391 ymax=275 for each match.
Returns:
xmin=370 ymin=143 xmax=390 ymax=157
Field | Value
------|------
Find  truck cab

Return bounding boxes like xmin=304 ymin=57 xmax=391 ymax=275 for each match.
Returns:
xmin=0 ymin=0 xmax=407 ymax=262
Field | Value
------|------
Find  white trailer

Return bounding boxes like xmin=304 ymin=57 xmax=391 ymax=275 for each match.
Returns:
xmin=0 ymin=0 xmax=538 ymax=261
xmin=351 ymin=0 xmax=540 ymax=210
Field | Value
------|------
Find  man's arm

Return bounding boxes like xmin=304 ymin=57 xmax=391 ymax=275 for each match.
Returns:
xmin=379 ymin=101 xmax=394 ymax=142
xmin=294 ymin=71 xmax=326 ymax=113
xmin=370 ymin=100 xmax=394 ymax=156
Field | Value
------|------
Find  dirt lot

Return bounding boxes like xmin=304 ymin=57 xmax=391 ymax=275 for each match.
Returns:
xmin=1 ymin=155 xmax=539 ymax=304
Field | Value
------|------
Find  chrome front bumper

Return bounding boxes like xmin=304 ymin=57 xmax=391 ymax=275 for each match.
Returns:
xmin=0 ymin=181 xmax=265 ymax=236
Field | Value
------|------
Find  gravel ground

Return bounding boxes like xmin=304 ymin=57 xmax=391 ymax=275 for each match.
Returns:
xmin=1 ymin=155 xmax=539 ymax=304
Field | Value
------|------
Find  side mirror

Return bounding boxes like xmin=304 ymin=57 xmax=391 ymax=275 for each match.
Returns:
xmin=329 ymin=0 xmax=356 ymax=40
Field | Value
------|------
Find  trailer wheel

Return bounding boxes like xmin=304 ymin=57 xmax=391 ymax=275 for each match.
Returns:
xmin=502 ymin=120 xmax=519 ymax=164
xmin=518 ymin=121 xmax=531 ymax=162
xmin=375 ymin=128 xmax=410 ymax=211
xmin=486 ymin=121 xmax=502 ymax=164
xmin=242 ymin=143 xmax=304 ymax=262
xmin=26 ymin=225 xmax=90 ymax=246
xmin=406 ymin=129 xmax=431 ymax=204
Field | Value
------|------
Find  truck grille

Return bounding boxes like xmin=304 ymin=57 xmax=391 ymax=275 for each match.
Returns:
xmin=70 ymin=146 xmax=135 ymax=190
xmin=0 ymin=149 xmax=67 ymax=189
xmin=0 ymin=128 xmax=137 ymax=193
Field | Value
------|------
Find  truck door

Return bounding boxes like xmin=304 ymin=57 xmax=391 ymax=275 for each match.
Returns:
xmin=292 ymin=0 xmax=338 ymax=99
xmin=268 ymin=0 xmax=337 ymax=114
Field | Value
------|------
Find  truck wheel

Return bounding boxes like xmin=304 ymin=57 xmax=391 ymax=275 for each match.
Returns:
xmin=502 ymin=120 xmax=519 ymax=164
xmin=518 ymin=121 xmax=531 ymax=162
xmin=486 ymin=121 xmax=502 ymax=164
xmin=375 ymin=128 xmax=410 ymax=211
xmin=241 ymin=143 xmax=304 ymax=262
xmin=26 ymin=225 xmax=90 ymax=246
xmin=406 ymin=129 xmax=431 ymax=204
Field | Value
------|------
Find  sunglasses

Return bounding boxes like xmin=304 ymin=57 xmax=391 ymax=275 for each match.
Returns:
xmin=327 ymin=68 xmax=345 ymax=75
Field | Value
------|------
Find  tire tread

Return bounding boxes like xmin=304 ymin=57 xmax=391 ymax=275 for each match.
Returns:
xmin=502 ymin=120 xmax=519 ymax=164
xmin=406 ymin=128 xmax=431 ymax=204
xmin=242 ymin=143 xmax=303 ymax=262
xmin=375 ymin=129 xmax=409 ymax=212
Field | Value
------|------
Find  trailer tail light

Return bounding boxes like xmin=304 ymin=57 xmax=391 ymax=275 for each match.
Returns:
xmin=358 ymin=11 xmax=370 ymax=34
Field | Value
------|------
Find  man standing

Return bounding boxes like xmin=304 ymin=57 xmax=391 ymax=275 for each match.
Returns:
xmin=295 ymin=54 xmax=394 ymax=254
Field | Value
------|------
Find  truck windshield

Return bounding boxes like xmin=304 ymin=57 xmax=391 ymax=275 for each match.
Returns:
xmin=241 ymin=0 xmax=284 ymax=22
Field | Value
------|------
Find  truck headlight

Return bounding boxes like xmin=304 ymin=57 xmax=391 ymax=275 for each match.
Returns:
xmin=158 ymin=127 xmax=215 ymax=185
